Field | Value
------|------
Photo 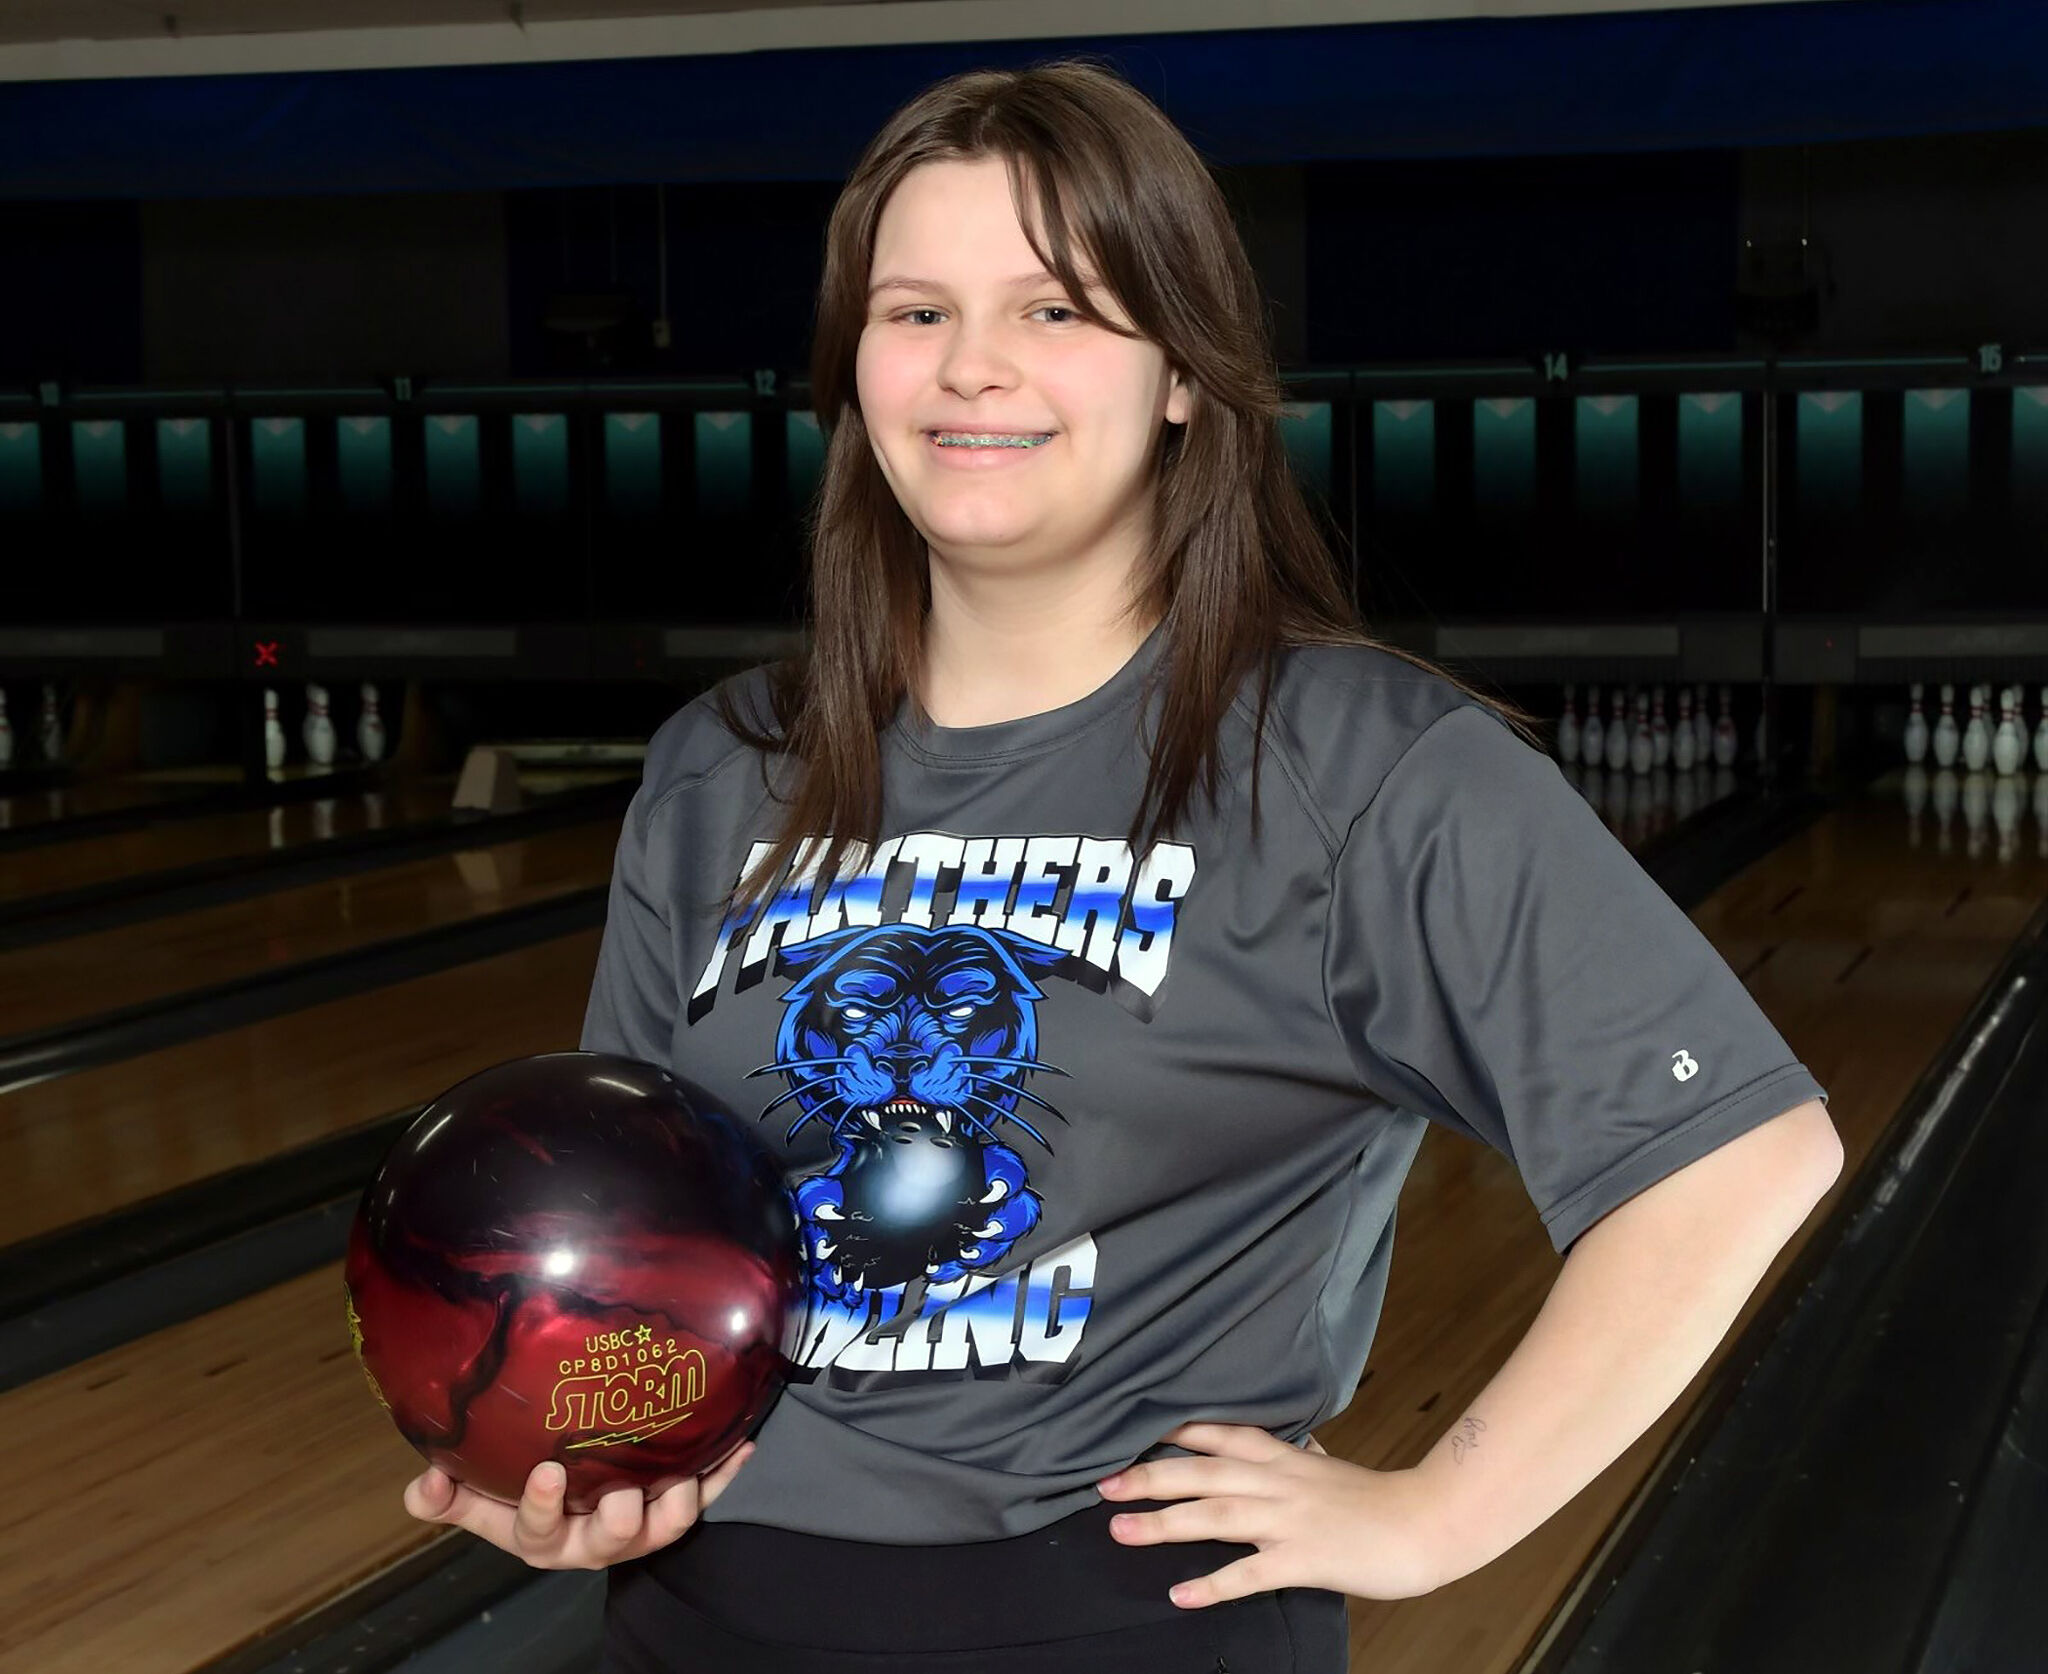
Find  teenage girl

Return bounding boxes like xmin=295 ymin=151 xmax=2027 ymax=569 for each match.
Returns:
xmin=404 ymin=58 xmax=1841 ymax=1673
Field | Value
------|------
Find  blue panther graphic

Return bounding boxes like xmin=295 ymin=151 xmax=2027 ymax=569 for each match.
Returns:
xmin=744 ymin=923 xmax=1070 ymax=1307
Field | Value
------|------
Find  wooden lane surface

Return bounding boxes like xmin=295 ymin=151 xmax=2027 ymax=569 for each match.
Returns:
xmin=0 ymin=784 xmax=457 ymax=905
xmin=0 ymin=1265 xmax=444 ymax=1674
xmin=3 ymin=928 xmax=602 ymax=1245
xmin=0 ymin=777 xmax=199 ymax=831
xmin=0 ymin=920 xmax=612 ymax=1673
xmin=0 ymin=821 xmax=621 ymax=1039
xmin=1575 ymin=762 xmax=1737 ymax=854
xmin=0 ymin=782 xmax=2026 ymax=1674
xmin=1342 ymin=780 xmax=2048 ymax=1672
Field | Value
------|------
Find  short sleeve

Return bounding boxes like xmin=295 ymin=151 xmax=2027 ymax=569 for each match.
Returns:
xmin=580 ymin=776 xmax=679 ymax=1067
xmin=1323 ymin=703 xmax=1826 ymax=1254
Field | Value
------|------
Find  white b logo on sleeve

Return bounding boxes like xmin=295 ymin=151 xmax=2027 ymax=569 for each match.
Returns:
xmin=1671 ymin=1050 xmax=1700 ymax=1083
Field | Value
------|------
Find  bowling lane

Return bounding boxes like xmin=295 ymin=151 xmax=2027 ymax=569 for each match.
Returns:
xmin=1338 ymin=774 xmax=2048 ymax=1673
xmin=0 ymin=774 xmax=214 ymax=830
xmin=0 ymin=820 xmax=620 ymax=1038
xmin=0 ymin=1264 xmax=438 ymax=1674
xmin=2 ymin=928 xmax=599 ymax=1245
xmin=0 ymin=783 xmax=459 ymax=905
xmin=1568 ymin=760 xmax=1742 ymax=851
xmin=7 ymin=773 xmax=2027 ymax=1674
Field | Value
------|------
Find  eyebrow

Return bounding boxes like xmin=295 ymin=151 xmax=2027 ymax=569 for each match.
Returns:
xmin=867 ymin=269 xmax=1091 ymax=301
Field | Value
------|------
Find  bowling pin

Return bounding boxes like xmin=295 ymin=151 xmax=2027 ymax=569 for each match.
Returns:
xmin=358 ymin=682 xmax=387 ymax=764
xmin=1580 ymin=688 xmax=1605 ymax=775
xmin=1650 ymin=687 xmax=1670 ymax=769
xmin=1962 ymin=686 xmax=1991 ymax=773
xmin=1692 ymin=683 xmax=1712 ymax=763
xmin=1604 ymin=689 xmax=1629 ymax=772
xmin=1993 ymin=686 xmax=2026 ymax=777
xmin=1673 ymin=688 xmax=1698 ymax=772
xmin=38 ymin=684 xmax=61 ymax=764
xmin=1712 ymin=687 xmax=1738 ymax=769
xmin=304 ymin=681 xmax=337 ymax=768
xmin=1933 ymin=684 xmax=1960 ymax=768
xmin=1629 ymin=691 xmax=1654 ymax=776
xmin=1556 ymin=684 xmax=1581 ymax=766
xmin=1903 ymin=683 xmax=1929 ymax=766
xmin=263 ymin=688 xmax=286 ymax=772
xmin=0 ymin=689 xmax=11 ymax=772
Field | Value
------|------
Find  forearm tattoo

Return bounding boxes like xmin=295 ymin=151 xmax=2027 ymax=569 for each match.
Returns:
xmin=1448 ymin=1415 xmax=1487 ymax=1464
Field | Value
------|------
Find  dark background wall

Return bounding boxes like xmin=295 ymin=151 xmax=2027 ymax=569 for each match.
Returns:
xmin=139 ymin=192 xmax=509 ymax=382
xmin=1305 ymin=150 xmax=1740 ymax=361
xmin=7 ymin=128 xmax=2047 ymax=389
xmin=1742 ymin=130 xmax=2048 ymax=352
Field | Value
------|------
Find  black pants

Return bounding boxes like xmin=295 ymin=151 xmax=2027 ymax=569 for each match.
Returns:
xmin=602 ymin=1496 xmax=1349 ymax=1672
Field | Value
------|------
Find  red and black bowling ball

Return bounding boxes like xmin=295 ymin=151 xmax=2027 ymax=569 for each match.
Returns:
xmin=343 ymin=1052 xmax=808 ymax=1514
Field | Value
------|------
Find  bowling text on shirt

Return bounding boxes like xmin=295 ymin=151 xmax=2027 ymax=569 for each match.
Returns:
xmin=691 ymin=831 xmax=1198 ymax=1019
xmin=790 ymin=1230 xmax=1097 ymax=1387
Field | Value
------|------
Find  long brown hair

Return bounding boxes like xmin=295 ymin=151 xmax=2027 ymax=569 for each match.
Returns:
xmin=712 ymin=55 xmax=1527 ymax=922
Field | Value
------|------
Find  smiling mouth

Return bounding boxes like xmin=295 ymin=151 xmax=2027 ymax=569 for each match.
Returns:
xmin=927 ymin=431 xmax=1056 ymax=449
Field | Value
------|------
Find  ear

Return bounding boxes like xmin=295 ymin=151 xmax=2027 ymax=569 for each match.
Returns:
xmin=1165 ymin=367 xmax=1192 ymax=428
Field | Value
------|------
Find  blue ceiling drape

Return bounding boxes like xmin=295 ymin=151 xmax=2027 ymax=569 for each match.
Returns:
xmin=0 ymin=0 xmax=2042 ymax=200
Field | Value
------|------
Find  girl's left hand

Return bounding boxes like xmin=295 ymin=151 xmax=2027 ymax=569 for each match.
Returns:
xmin=1097 ymin=1422 xmax=1447 ymax=1608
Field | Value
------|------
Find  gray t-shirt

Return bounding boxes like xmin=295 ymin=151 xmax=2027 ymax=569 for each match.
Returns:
xmin=581 ymin=621 xmax=1825 ymax=1543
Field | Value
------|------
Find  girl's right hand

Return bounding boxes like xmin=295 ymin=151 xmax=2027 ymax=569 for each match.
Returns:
xmin=402 ymin=1442 xmax=756 ymax=1570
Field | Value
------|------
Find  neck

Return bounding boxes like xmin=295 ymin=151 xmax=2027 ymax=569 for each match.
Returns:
xmin=916 ymin=564 xmax=1156 ymax=730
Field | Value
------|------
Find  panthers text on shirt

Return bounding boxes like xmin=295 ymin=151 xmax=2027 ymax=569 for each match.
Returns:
xmin=688 ymin=830 xmax=1198 ymax=1024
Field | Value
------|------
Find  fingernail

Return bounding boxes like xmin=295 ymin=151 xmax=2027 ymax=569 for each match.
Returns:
xmin=1169 ymin=1585 xmax=1193 ymax=1607
xmin=540 ymin=1463 xmax=565 ymax=1492
xmin=1097 ymin=1472 xmax=1123 ymax=1493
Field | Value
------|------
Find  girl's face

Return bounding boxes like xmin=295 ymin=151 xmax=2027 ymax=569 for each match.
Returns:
xmin=856 ymin=155 xmax=1190 ymax=589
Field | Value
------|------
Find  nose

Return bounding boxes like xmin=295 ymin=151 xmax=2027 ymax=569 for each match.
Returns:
xmin=936 ymin=317 xmax=1022 ymax=398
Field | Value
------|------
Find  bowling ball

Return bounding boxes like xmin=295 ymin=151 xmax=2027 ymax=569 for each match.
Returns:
xmin=343 ymin=1052 xmax=808 ymax=1514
